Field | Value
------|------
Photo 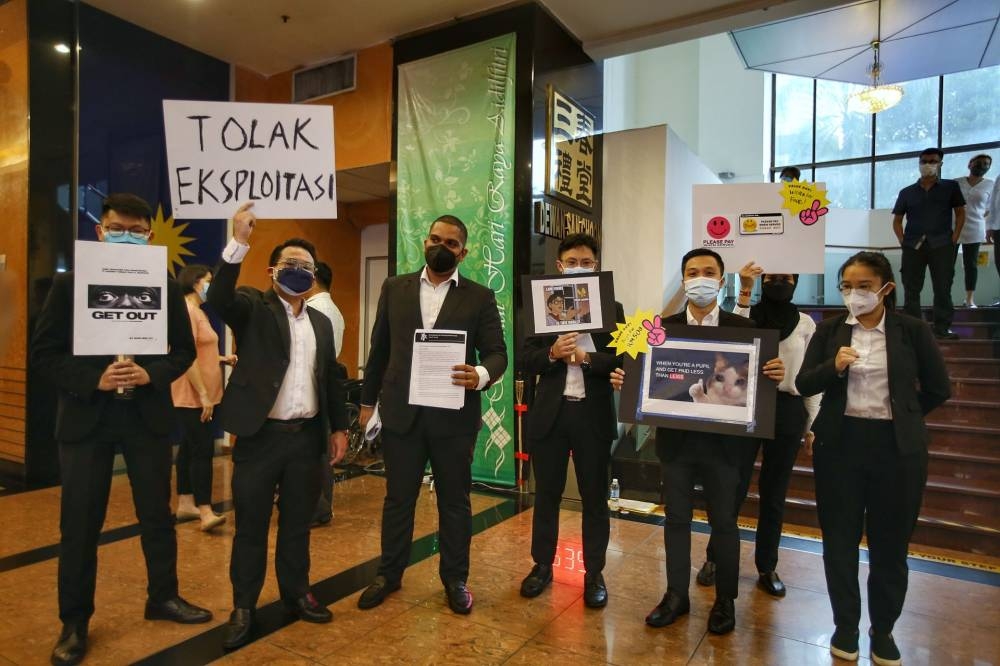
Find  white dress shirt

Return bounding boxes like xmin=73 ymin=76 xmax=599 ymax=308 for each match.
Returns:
xmin=418 ymin=267 xmax=490 ymax=390
xmin=843 ymin=310 xmax=893 ymax=420
xmin=956 ymin=176 xmax=994 ymax=244
xmin=221 ymin=238 xmax=319 ymax=420
xmin=306 ymin=291 xmax=345 ymax=358
xmin=686 ymin=305 xmax=720 ymax=327
xmin=560 ymin=333 xmax=596 ymax=399
xmin=734 ymin=304 xmax=821 ymax=430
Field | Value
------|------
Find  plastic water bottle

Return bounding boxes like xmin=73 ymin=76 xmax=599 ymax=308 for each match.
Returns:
xmin=609 ymin=478 xmax=620 ymax=511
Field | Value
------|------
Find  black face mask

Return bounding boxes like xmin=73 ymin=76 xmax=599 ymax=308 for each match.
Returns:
xmin=425 ymin=244 xmax=458 ymax=273
xmin=762 ymin=281 xmax=795 ymax=303
xmin=971 ymin=163 xmax=991 ymax=177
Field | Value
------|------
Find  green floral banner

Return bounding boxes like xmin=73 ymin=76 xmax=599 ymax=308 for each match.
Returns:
xmin=397 ymin=34 xmax=516 ymax=485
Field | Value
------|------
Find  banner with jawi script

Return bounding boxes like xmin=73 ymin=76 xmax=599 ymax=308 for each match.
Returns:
xmin=396 ymin=34 xmax=516 ymax=485
xmin=163 ymin=100 xmax=336 ymax=219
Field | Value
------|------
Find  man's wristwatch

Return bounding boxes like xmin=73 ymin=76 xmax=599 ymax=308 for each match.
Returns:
xmin=580 ymin=354 xmax=592 ymax=372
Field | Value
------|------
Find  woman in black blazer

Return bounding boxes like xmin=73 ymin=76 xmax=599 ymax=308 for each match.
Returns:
xmin=796 ymin=251 xmax=949 ymax=666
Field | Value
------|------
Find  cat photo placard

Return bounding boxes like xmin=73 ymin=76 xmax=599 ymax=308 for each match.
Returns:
xmin=618 ymin=324 xmax=778 ymax=439
xmin=522 ymin=271 xmax=617 ymax=336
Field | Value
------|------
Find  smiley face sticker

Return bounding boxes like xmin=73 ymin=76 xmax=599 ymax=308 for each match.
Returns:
xmin=706 ymin=216 xmax=731 ymax=239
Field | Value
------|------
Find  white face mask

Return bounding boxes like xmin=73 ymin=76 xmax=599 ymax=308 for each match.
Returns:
xmin=684 ymin=277 xmax=721 ymax=308
xmin=561 ymin=266 xmax=593 ymax=275
xmin=919 ymin=162 xmax=939 ymax=178
xmin=842 ymin=284 xmax=888 ymax=318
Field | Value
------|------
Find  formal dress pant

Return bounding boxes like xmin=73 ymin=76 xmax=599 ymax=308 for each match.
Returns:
xmin=528 ymin=398 xmax=611 ymax=573
xmin=814 ymin=417 xmax=927 ymax=634
xmin=901 ymin=242 xmax=955 ymax=331
xmin=174 ymin=406 xmax=215 ymax=506
xmin=230 ymin=420 xmax=323 ymax=609
xmin=958 ymin=242 xmax=981 ymax=292
xmin=662 ymin=435 xmax=742 ymax=600
xmin=313 ymin=450 xmax=335 ymax=522
xmin=58 ymin=400 xmax=178 ymax=625
xmin=378 ymin=410 xmax=474 ymax=585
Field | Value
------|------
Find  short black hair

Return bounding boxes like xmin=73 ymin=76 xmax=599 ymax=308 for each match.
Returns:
xmin=546 ymin=293 xmax=564 ymax=306
xmin=779 ymin=166 xmax=801 ymax=181
xmin=429 ymin=215 xmax=468 ymax=245
xmin=102 ymin=193 xmax=153 ymax=222
xmin=268 ymin=238 xmax=317 ymax=268
xmin=970 ymin=154 xmax=992 ymax=163
xmin=920 ymin=147 xmax=944 ymax=160
xmin=314 ymin=261 xmax=332 ymax=289
xmin=838 ymin=251 xmax=897 ymax=310
xmin=177 ymin=264 xmax=211 ymax=295
xmin=681 ymin=248 xmax=725 ymax=275
xmin=558 ymin=233 xmax=599 ymax=259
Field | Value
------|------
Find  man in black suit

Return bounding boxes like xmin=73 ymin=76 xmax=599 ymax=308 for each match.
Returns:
xmin=641 ymin=248 xmax=782 ymax=635
xmin=519 ymin=233 xmax=623 ymax=608
xmin=32 ymin=193 xmax=212 ymax=666
xmin=356 ymin=214 xmax=507 ymax=615
xmin=206 ymin=203 xmax=349 ymax=648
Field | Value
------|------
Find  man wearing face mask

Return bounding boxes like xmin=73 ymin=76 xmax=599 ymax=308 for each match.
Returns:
xmin=892 ymin=147 xmax=967 ymax=339
xmin=206 ymin=203 xmax=349 ymax=648
xmin=954 ymin=154 xmax=993 ymax=308
xmin=778 ymin=166 xmax=801 ymax=182
xmin=356 ymin=215 xmax=507 ymax=615
xmin=641 ymin=248 xmax=784 ymax=636
xmin=518 ymin=233 xmax=624 ymax=608
xmin=32 ymin=193 xmax=211 ymax=666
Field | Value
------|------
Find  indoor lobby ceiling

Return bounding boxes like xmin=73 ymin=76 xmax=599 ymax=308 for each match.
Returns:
xmin=83 ymin=0 xmax=848 ymax=76
xmin=730 ymin=0 xmax=1000 ymax=84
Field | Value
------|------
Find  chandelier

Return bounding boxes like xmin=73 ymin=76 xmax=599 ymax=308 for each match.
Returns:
xmin=848 ymin=40 xmax=903 ymax=114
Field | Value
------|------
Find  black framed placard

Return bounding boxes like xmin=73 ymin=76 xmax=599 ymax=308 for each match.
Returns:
xmin=522 ymin=271 xmax=616 ymax=336
xmin=617 ymin=324 xmax=779 ymax=439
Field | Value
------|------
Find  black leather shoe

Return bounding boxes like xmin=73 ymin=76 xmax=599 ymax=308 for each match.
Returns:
xmin=144 ymin=596 xmax=213 ymax=624
xmin=51 ymin=623 xmax=87 ymax=666
xmin=519 ymin=563 xmax=553 ymax=598
xmin=285 ymin=592 xmax=332 ymax=623
xmin=222 ymin=609 xmax=254 ymax=650
xmin=357 ymin=575 xmax=401 ymax=610
xmin=757 ymin=571 xmax=786 ymax=597
xmin=583 ymin=572 xmax=608 ymax=608
xmin=445 ymin=580 xmax=473 ymax=615
xmin=933 ymin=328 xmax=959 ymax=340
xmin=695 ymin=560 xmax=716 ymax=587
xmin=707 ymin=596 xmax=736 ymax=634
xmin=645 ymin=589 xmax=690 ymax=627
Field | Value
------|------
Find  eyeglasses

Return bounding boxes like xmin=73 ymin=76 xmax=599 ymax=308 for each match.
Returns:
xmin=277 ymin=258 xmax=315 ymax=273
xmin=560 ymin=260 xmax=597 ymax=269
xmin=103 ymin=225 xmax=150 ymax=241
xmin=838 ymin=284 xmax=880 ymax=295
xmin=918 ymin=159 xmax=941 ymax=165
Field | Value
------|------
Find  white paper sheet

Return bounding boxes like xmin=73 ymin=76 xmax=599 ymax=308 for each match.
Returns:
xmin=408 ymin=329 xmax=467 ymax=410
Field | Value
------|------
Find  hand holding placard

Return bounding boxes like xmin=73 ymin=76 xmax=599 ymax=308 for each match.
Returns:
xmin=607 ymin=309 xmax=657 ymax=359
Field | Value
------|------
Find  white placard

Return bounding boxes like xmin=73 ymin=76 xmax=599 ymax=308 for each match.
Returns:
xmin=692 ymin=183 xmax=826 ymax=274
xmin=73 ymin=241 xmax=169 ymax=356
xmin=163 ymin=100 xmax=337 ymax=220
xmin=408 ymin=329 xmax=467 ymax=410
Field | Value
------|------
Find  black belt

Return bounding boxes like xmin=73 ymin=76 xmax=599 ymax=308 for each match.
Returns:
xmin=562 ymin=395 xmax=585 ymax=402
xmin=262 ymin=417 xmax=317 ymax=433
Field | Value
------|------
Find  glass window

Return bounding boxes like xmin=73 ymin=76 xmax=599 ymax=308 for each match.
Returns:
xmin=942 ymin=148 xmax=998 ymax=181
xmin=774 ymin=74 xmax=813 ymax=167
xmin=943 ymin=66 xmax=1000 ymax=147
xmin=816 ymin=79 xmax=872 ymax=162
xmin=874 ymin=157 xmax=919 ymax=209
xmin=815 ymin=163 xmax=871 ymax=209
xmin=875 ymin=76 xmax=939 ymax=155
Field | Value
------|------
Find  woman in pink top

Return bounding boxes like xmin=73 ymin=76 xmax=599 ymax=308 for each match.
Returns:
xmin=172 ymin=265 xmax=236 ymax=531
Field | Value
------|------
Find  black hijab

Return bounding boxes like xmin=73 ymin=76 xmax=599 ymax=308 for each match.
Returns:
xmin=749 ymin=274 xmax=800 ymax=341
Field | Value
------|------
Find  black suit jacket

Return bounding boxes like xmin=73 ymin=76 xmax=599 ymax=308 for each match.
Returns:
xmin=206 ymin=260 xmax=348 ymax=439
xmin=654 ymin=309 xmax=757 ymax=464
xmin=523 ymin=302 xmax=625 ymax=442
xmin=31 ymin=272 xmax=196 ymax=442
xmin=361 ymin=270 xmax=507 ymax=436
xmin=795 ymin=309 xmax=950 ymax=455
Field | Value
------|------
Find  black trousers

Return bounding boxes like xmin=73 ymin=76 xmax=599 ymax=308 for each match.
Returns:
xmin=58 ymin=401 xmax=178 ymax=625
xmin=814 ymin=417 xmax=927 ymax=634
xmin=706 ymin=392 xmax=806 ymax=573
xmin=229 ymin=420 xmax=323 ymax=609
xmin=661 ymin=435 xmax=742 ymax=599
xmin=174 ymin=406 xmax=215 ymax=506
xmin=901 ymin=242 xmax=955 ymax=331
xmin=378 ymin=411 xmax=474 ymax=585
xmin=957 ymin=242 xmax=981 ymax=292
xmin=313 ymin=450 xmax=335 ymax=522
xmin=528 ymin=399 xmax=611 ymax=573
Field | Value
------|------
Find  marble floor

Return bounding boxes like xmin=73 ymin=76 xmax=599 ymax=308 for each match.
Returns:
xmin=0 ymin=458 xmax=997 ymax=665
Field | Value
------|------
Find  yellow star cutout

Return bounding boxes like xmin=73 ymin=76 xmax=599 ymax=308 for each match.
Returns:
xmin=780 ymin=180 xmax=830 ymax=218
xmin=608 ymin=308 xmax=656 ymax=359
xmin=150 ymin=205 xmax=195 ymax=277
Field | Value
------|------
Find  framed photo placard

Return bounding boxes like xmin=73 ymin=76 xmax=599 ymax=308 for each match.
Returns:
xmin=618 ymin=324 xmax=779 ymax=439
xmin=522 ymin=271 xmax=616 ymax=336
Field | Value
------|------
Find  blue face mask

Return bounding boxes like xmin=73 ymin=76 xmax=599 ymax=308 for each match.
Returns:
xmin=104 ymin=233 xmax=149 ymax=245
xmin=684 ymin=277 xmax=721 ymax=308
xmin=562 ymin=266 xmax=594 ymax=275
xmin=274 ymin=266 xmax=314 ymax=297
xmin=198 ymin=283 xmax=209 ymax=303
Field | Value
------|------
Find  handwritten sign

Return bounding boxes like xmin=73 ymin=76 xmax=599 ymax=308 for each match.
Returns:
xmin=608 ymin=308 xmax=656 ymax=359
xmin=780 ymin=180 xmax=830 ymax=223
xmin=163 ymin=100 xmax=336 ymax=219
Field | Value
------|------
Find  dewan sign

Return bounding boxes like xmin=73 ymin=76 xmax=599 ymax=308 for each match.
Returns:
xmin=163 ymin=100 xmax=337 ymax=219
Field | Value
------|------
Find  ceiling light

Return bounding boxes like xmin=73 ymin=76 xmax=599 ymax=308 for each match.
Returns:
xmin=54 ymin=43 xmax=70 ymax=54
xmin=848 ymin=1 xmax=903 ymax=115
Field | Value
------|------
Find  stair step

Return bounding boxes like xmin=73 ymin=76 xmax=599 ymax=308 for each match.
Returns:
xmin=945 ymin=357 xmax=1000 ymax=379
xmin=933 ymin=399 xmax=1000 ymax=427
xmin=950 ymin=321 xmax=1000 ymax=340
xmin=780 ymin=449 xmax=1000 ymax=486
xmin=936 ymin=339 xmax=1000 ymax=358
xmin=950 ymin=377 xmax=1000 ymax=400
